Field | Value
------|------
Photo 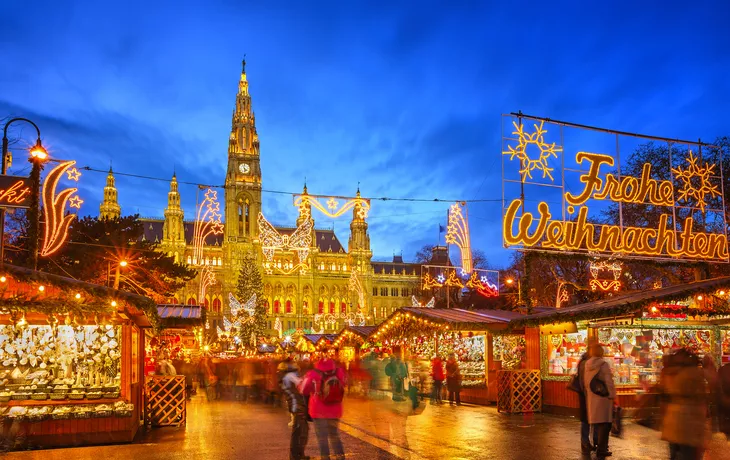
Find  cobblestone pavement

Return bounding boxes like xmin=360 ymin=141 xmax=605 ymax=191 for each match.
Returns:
xmin=5 ymin=395 xmax=730 ymax=459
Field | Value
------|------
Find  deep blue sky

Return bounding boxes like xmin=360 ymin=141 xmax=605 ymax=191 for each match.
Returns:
xmin=1 ymin=1 xmax=728 ymax=268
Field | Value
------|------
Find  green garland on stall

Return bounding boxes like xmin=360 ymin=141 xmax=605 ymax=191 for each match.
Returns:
xmin=0 ymin=264 xmax=160 ymax=329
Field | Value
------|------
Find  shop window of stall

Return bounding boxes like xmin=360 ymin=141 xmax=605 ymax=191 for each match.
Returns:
xmin=493 ymin=334 xmax=528 ymax=370
xmin=545 ymin=330 xmax=588 ymax=376
xmin=722 ymin=330 xmax=730 ymax=363
xmin=597 ymin=327 xmax=713 ymax=387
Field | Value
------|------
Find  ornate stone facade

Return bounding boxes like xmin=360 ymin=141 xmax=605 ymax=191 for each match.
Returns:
xmin=113 ymin=62 xmax=420 ymax=334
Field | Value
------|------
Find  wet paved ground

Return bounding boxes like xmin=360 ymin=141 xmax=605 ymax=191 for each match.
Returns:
xmin=5 ymin=394 xmax=730 ymax=459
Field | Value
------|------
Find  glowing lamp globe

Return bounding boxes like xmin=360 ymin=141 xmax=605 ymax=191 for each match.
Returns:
xmin=29 ymin=140 xmax=48 ymax=161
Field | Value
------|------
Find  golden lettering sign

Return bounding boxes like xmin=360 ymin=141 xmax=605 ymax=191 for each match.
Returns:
xmin=0 ymin=177 xmax=32 ymax=208
xmin=501 ymin=115 xmax=727 ymax=262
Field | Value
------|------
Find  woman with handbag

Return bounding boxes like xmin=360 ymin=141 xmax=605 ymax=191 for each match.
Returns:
xmin=583 ymin=343 xmax=616 ymax=459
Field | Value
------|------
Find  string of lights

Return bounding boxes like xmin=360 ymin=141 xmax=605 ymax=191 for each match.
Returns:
xmin=77 ymin=165 xmax=503 ymax=204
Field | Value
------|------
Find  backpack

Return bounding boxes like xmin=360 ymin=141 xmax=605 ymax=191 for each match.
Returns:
xmin=315 ymin=368 xmax=344 ymax=405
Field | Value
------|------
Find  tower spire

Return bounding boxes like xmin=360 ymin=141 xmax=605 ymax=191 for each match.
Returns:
xmin=99 ymin=168 xmax=121 ymax=220
xmin=228 ymin=58 xmax=258 ymax=157
xmin=162 ymin=173 xmax=186 ymax=261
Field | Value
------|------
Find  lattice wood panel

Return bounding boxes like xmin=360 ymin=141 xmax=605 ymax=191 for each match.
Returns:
xmin=145 ymin=375 xmax=186 ymax=427
xmin=497 ymin=370 xmax=541 ymax=414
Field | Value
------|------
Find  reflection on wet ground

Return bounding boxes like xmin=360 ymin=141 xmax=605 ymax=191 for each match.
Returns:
xmin=5 ymin=395 xmax=730 ymax=460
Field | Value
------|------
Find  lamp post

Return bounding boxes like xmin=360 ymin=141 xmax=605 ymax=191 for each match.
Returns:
xmin=107 ymin=259 xmax=128 ymax=289
xmin=1 ymin=118 xmax=47 ymax=268
xmin=505 ymin=277 xmax=522 ymax=304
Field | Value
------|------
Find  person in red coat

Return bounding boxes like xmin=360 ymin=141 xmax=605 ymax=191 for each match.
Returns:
xmin=430 ymin=355 xmax=445 ymax=405
xmin=299 ymin=357 xmax=347 ymax=460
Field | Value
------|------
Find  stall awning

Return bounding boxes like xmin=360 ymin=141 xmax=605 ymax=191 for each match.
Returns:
xmin=156 ymin=304 xmax=204 ymax=327
xmin=302 ymin=334 xmax=337 ymax=345
xmin=511 ymin=276 xmax=730 ymax=327
xmin=332 ymin=325 xmax=376 ymax=347
xmin=395 ymin=307 xmax=515 ymax=330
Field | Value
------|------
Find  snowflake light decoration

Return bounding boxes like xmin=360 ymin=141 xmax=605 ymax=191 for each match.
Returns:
xmin=503 ymin=120 xmax=563 ymax=181
xmin=671 ymin=150 xmax=720 ymax=212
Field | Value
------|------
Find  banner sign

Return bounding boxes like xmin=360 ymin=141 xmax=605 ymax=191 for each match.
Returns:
xmin=501 ymin=114 xmax=728 ymax=262
xmin=0 ymin=175 xmax=32 ymax=209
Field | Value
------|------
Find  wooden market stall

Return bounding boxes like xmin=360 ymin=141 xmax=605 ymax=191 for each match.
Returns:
xmin=143 ymin=304 xmax=204 ymax=428
xmin=332 ymin=325 xmax=376 ymax=362
xmin=367 ymin=307 xmax=517 ymax=405
xmin=509 ymin=276 xmax=730 ymax=415
xmin=0 ymin=264 xmax=155 ymax=449
xmin=295 ymin=334 xmax=336 ymax=354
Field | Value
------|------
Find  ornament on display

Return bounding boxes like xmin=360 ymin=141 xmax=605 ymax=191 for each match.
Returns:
xmin=445 ymin=202 xmax=473 ymax=273
xmin=41 ymin=160 xmax=82 ymax=256
xmin=411 ymin=296 xmax=435 ymax=308
xmin=258 ymin=212 xmax=312 ymax=268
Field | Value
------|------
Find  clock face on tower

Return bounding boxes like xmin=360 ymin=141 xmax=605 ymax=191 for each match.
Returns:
xmin=239 ymin=163 xmax=250 ymax=174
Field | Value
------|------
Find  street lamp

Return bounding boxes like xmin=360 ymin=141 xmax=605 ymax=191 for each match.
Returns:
xmin=107 ymin=259 xmax=129 ymax=289
xmin=505 ymin=277 xmax=522 ymax=303
xmin=1 ymin=118 xmax=47 ymax=268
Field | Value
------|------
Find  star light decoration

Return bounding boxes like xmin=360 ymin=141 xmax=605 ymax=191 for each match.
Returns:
xmin=258 ymin=212 xmax=312 ymax=267
xmin=41 ymin=160 xmax=83 ymax=257
xmin=191 ymin=188 xmax=224 ymax=266
xmin=503 ymin=120 xmax=563 ymax=181
xmin=199 ymin=266 xmax=216 ymax=307
xmin=671 ymin=150 xmax=721 ymax=212
xmin=445 ymin=202 xmax=472 ymax=273
xmin=422 ymin=266 xmax=500 ymax=298
xmin=293 ymin=193 xmax=370 ymax=220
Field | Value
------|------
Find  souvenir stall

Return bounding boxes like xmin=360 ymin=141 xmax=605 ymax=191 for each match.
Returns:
xmin=512 ymin=276 xmax=730 ymax=415
xmin=332 ymin=325 xmax=376 ymax=363
xmin=0 ymin=265 xmax=155 ymax=449
xmin=368 ymin=307 xmax=514 ymax=405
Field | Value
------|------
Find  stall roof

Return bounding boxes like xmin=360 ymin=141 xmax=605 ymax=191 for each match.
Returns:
xmin=395 ymin=307 xmax=515 ymax=330
xmin=302 ymin=334 xmax=337 ymax=344
xmin=333 ymin=325 xmax=376 ymax=346
xmin=511 ymin=276 xmax=730 ymax=327
xmin=156 ymin=304 xmax=204 ymax=327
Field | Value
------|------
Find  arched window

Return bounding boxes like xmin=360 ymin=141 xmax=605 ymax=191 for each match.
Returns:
xmin=264 ymin=299 xmax=270 ymax=314
xmin=285 ymin=300 xmax=292 ymax=314
xmin=274 ymin=299 xmax=281 ymax=314
xmin=340 ymin=302 xmax=347 ymax=313
xmin=187 ymin=255 xmax=192 ymax=264
xmin=329 ymin=301 xmax=335 ymax=314
xmin=237 ymin=197 xmax=250 ymax=236
xmin=302 ymin=300 xmax=309 ymax=314
xmin=212 ymin=297 xmax=222 ymax=313
xmin=318 ymin=301 xmax=324 ymax=314
xmin=204 ymin=297 xmax=210 ymax=309
xmin=187 ymin=297 xmax=196 ymax=305
xmin=172 ymin=297 xmax=179 ymax=305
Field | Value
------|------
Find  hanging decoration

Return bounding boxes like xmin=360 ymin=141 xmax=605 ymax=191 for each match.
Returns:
xmin=589 ymin=258 xmax=623 ymax=292
xmin=41 ymin=160 xmax=82 ymax=257
xmin=229 ymin=293 xmax=256 ymax=317
xmin=293 ymin=193 xmax=370 ymax=220
xmin=199 ymin=266 xmax=215 ymax=306
xmin=411 ymin=296 xmax=435 ymax=308
xmin=191 ymin=188 xmax=224 ymax=266
xmin=503 ymin=120 xmax=563 ymax=181
xmin=445 ymin=202 xmax=473 ymax=273
xmin=348 ymin=269 xmax=366 ymax=313
xmin=556 ymin=282 xmax=570 ymax=308
xmin=274 ymin=317 xmax=282 ymax=338
xmin=258 ymin=212 xmax=312 ymax=267
xmin=672 ymin=150 xmax=721 ymax=212
xmin=421 ymin=265 xmax=499 ymax=298
xmin=263 ymin=261 xmax=308 ymax=276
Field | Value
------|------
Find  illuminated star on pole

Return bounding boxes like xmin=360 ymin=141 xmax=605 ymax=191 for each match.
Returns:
xmin=65 ymin=168 xmax=82 ymax=181
xmin=326 ymin=197 xmax=339 ymax=210
xmin=68 ymin=195 xmax=84 ymax=209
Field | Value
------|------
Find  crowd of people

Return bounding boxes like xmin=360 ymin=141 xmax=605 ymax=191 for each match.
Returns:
xmin=573 ymin=342 xmax=730 ymax=460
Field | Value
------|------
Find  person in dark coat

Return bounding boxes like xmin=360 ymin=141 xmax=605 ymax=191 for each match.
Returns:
xmin=445 ymin=353 xmax=462 ymax=406
xmin=576 ymin=351 xmax=597 ymax=454
xmin=583 ymin=344 xmax=616 ymax=460
xmin=719 ymin=362 xmax=730 ymax=439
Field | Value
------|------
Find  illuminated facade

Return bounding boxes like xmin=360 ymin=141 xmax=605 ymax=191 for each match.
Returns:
xmin=108 ymin=62 xmax=420 ymax=333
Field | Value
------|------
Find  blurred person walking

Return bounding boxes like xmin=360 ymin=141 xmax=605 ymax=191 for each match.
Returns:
xmin=430 ymin=355 xmax=445 ymax=405
xmin=300 ymin=356 xmax=347 ymax=460
xmin=583 ymin=343 xmax=616 ymax=459
xmin=385 ymin=351 xmax=408 ymax=402
xmin=279 ymin=360 xmax=309 ymax=460
xmin=445 ymin=353 xmax=462 ymax=406
xmin=571 ymin=351 xmax=598 ymax=455
xmin=718 ymin=361 xmax=730 ymax=439
xmin=661 ymin=348 xmax=707 ymax=460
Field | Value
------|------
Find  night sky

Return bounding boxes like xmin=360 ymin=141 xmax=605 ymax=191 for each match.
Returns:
xmin=1 ymin=1 xmax=728 ymax=268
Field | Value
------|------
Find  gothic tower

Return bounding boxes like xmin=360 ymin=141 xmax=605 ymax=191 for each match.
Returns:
xmin=161 ymin=174 xmax=186 ymax=263
xmin=348 ymin=188 xmax=373 ymax=314
xmin=223 ymin=59 xmax=263 ymax=293
xmin=99 ymin=167 xmax=121 ymax=219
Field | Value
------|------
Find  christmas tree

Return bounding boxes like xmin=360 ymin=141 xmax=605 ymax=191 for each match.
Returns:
xmin=236 ymin=254 xmax=266 ymax=347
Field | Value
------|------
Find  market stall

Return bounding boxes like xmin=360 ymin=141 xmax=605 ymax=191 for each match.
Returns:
xmin=368 ymin=307 xmax=515 ymax=405
xmin=511 ymin=276 xmax=730 ymax=415
xmin=332 ymin=325 xmax=376 ymax=362
xmin=0 ymin=264 xmax=155 ymax=449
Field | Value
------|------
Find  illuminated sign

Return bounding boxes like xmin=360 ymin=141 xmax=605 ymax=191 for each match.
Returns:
xmin=421 ymin=265 xmax=500 ymax=298
xmin=445 ymin=202 xmax=473 ymax=273
xmin=0 ymin=175 xmax=32 ymax=208
xmin=501 ymin=114 xmax=728 ymax=262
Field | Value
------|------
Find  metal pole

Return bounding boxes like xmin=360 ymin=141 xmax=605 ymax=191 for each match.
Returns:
xmin=0 ymin=135 xmax=8 ymax=265
xmin=114 ymin=264 xmax=121 ymax=290
xmin=29 ymin=161 xmax=42 ymax=270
